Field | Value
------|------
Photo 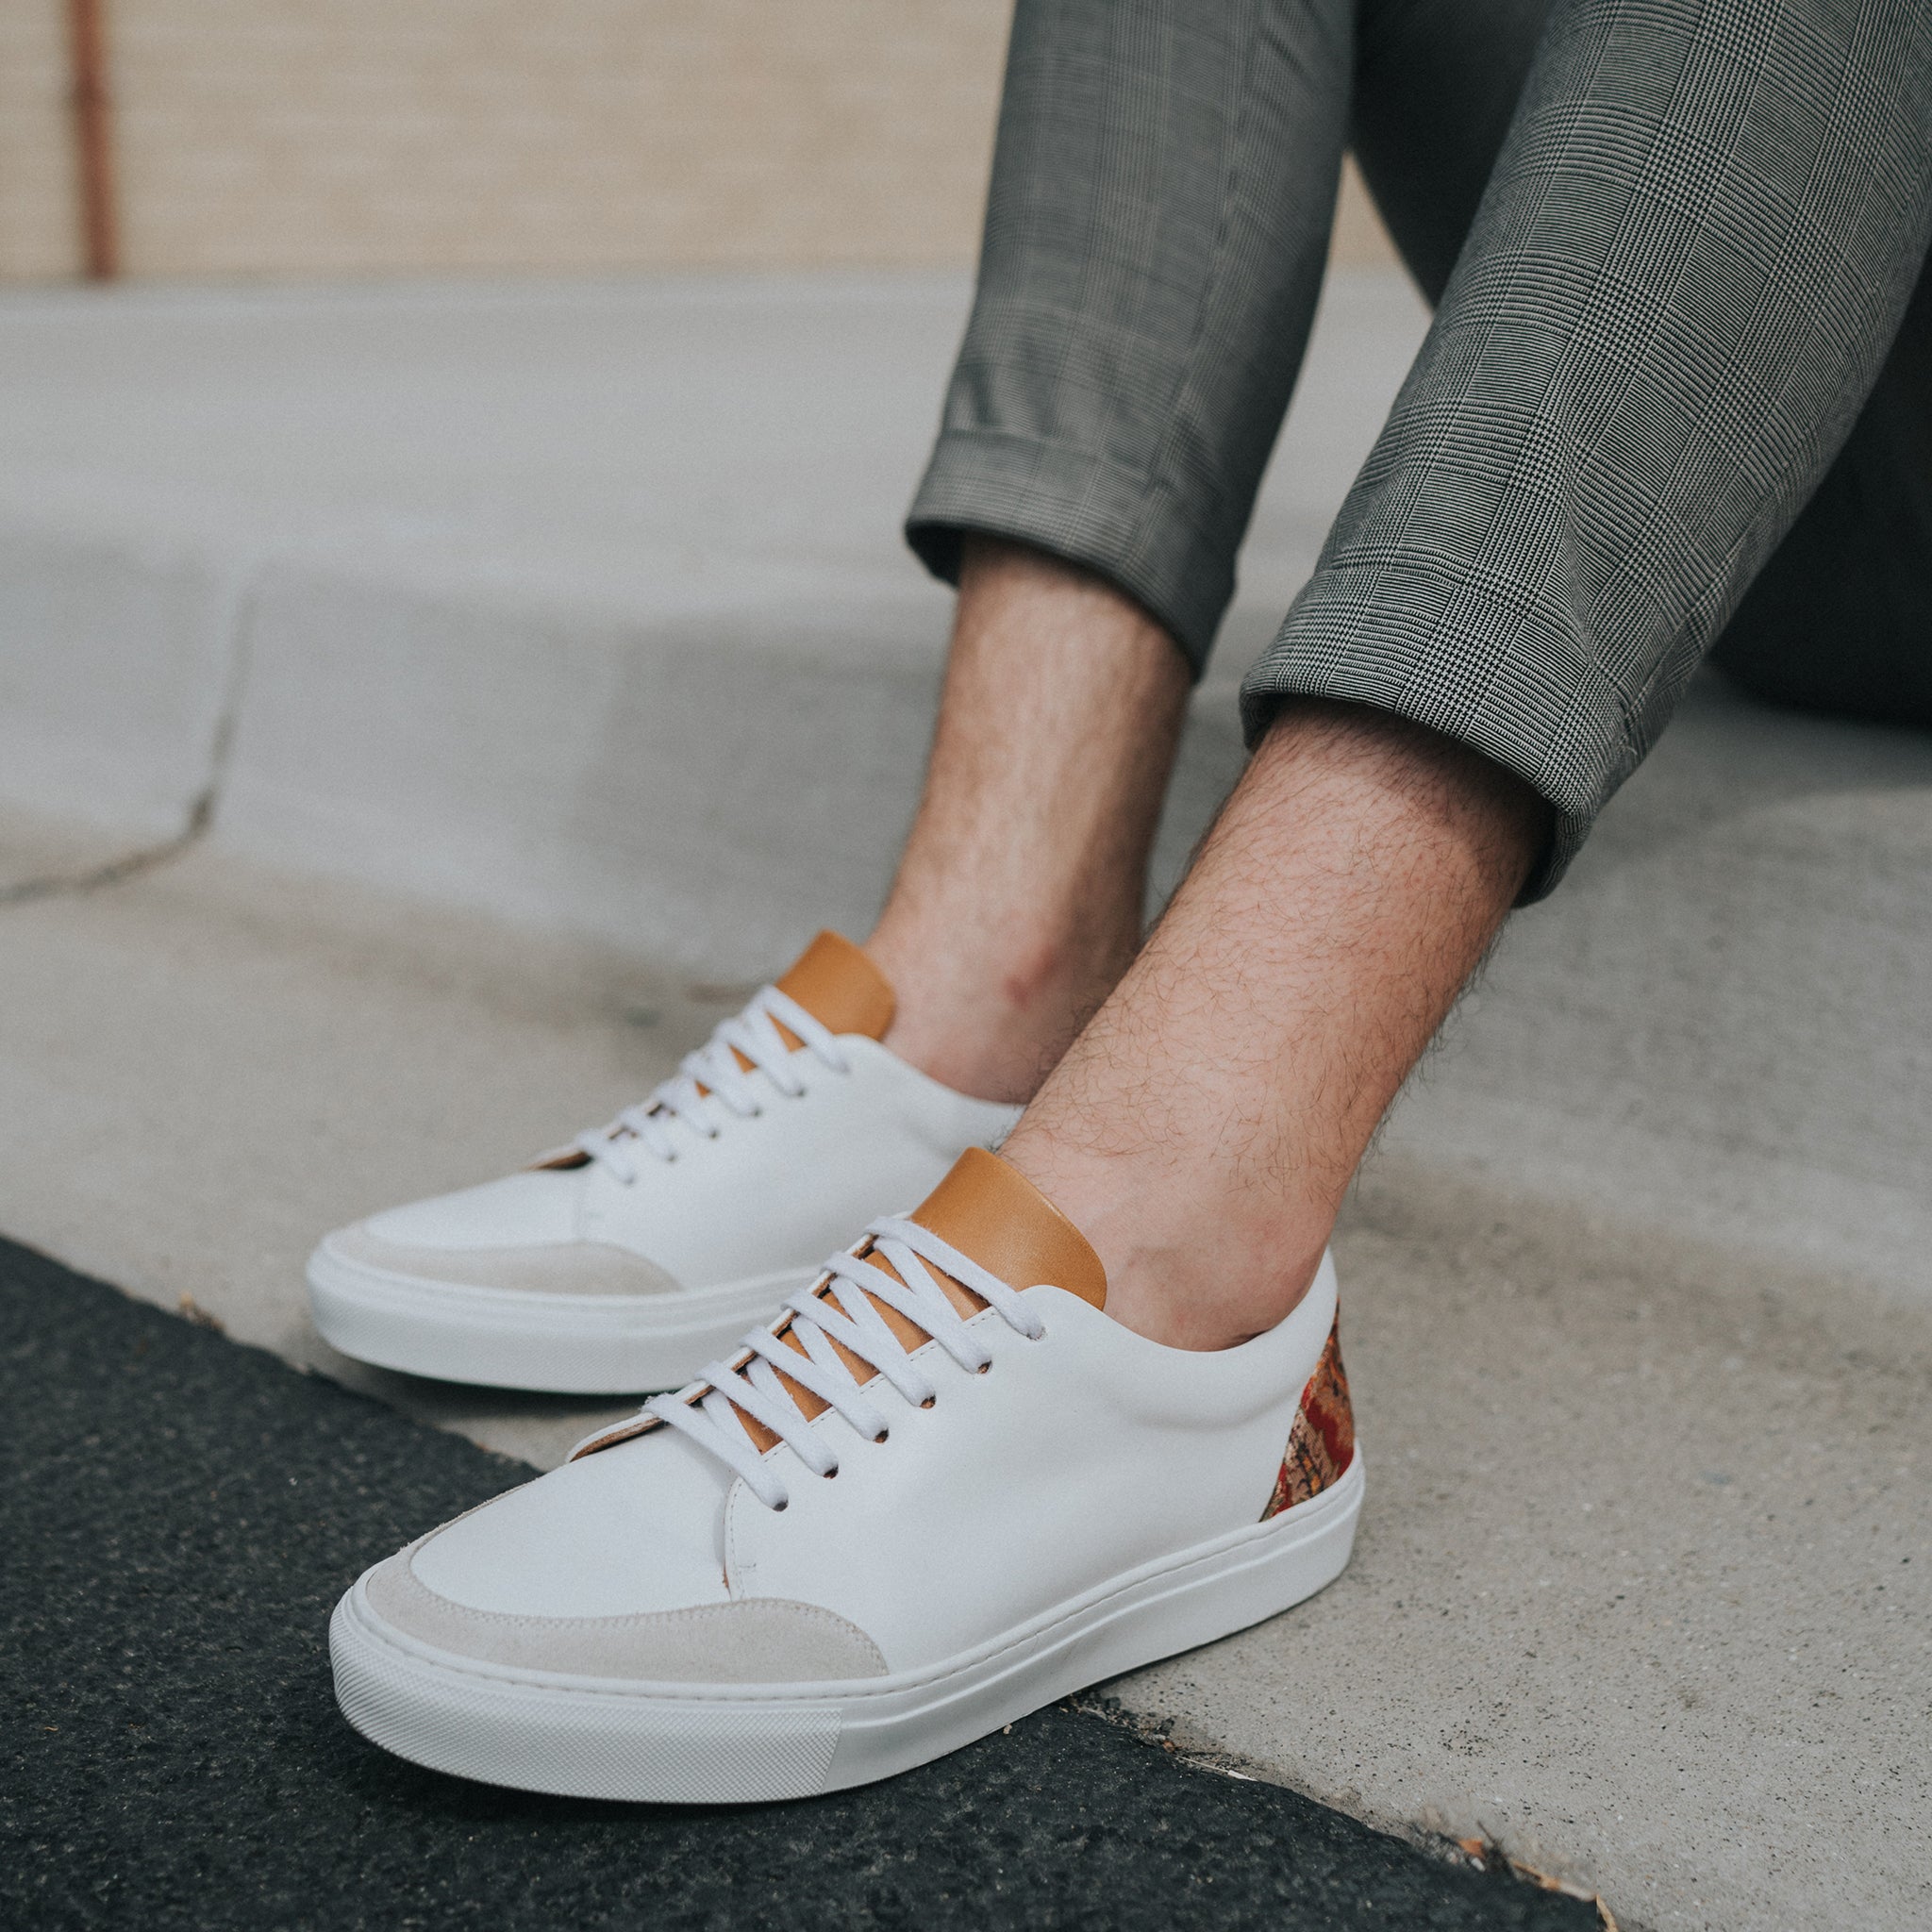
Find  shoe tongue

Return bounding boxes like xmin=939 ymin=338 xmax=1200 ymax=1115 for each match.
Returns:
xmin=906 ymin=1148 xmax=1108 ymax=1310
xmin=774 ymin=931 xmax=895 ymax=1041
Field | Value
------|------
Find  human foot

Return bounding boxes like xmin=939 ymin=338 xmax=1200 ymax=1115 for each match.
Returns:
xmin=307 ymin=934 xmax=1019 ymax=1394
xmin=329 ymin=1148 xmax=1360 ymax=1800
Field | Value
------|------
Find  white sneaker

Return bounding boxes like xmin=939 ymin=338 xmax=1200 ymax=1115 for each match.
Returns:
xmin=330 ymin=1147 xmax=1363 ymax=1801
xmin=307 ymin=933 xmax=1019 ymax=1394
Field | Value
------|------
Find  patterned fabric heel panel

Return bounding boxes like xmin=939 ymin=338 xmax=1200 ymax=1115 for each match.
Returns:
xmin=1261 ymin=1315 xmax=1355 ymax=1522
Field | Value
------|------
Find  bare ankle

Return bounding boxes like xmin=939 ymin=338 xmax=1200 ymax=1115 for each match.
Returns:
xmin=982 ymin=699 xmax=1542 ymax=1347
xmin=869 ymin=922 xmax=1135 ymax=1105
xmin=1000 ymin=1128 xmax=1332 ymax=1348
xmin=861 ymin=535 xmax=1191 ymax=1104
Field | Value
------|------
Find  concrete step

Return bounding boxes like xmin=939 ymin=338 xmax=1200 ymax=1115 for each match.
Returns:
xmin=0 ymin=269 xmax=1379 ymax=965
xmin=3 ymin=269 xmax=1929 ymax=1929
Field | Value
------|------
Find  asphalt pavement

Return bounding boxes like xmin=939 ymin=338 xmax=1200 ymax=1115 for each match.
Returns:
xmin=0 ymin=1236 xmax=1597 ymax=1932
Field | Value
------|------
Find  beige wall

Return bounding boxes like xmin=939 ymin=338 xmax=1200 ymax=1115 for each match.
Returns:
xmin=0 ymin=0 xmax=78 ymax=278
xmin=4 ymin=0 xmax=1393 ymax=283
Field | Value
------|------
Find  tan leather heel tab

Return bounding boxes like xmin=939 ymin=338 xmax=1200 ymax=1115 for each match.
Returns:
xmin=908 ymin=1147 xmax=1107 ymax=1309
xmin=774 ymin=931 xmax=895 ymax=1041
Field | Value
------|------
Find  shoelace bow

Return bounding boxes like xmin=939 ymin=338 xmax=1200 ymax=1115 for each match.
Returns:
xmin=575 ymin=984 xmax=847 ymax=1182
xmin=646 ymin=1218 xmax=1046 ymax=1510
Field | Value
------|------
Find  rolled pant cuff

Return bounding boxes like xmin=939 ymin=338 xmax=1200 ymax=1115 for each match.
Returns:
xmin=905 ymin=427 xmax=1236 ymax=677
xmin=1237 ymin=579 xmax=1640 ymax=904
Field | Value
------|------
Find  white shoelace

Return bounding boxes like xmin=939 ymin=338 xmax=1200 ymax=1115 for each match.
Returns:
xmin=646 ymin=1218 xmax=1047 ymax=1511
xmin=575 ymin=984 xmax=848 ymax=1183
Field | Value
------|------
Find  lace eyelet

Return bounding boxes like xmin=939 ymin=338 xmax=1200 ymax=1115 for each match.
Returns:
xmin=822 ymin=1465 xmax=841 ymax=1480
xmin=976 ymin=1361 xmax=991 ymax=1375
xmin=920 ymin=1396 xmax=936 ymax=1410
xmin=873 ymin=1428 xmax=890 ymax=1444
xmin=773 ymin=1498 xmax=789 ymax=1512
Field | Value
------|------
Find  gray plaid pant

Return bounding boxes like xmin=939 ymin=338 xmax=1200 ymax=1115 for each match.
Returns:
xmin=906 ymin=0 xmax=1932 ymax=896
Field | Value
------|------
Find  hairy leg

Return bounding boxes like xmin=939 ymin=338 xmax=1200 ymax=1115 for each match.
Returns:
xmin=1003 ymin=701 xmax=1547 ymax=1350
xmin=867 ymin=537 xmax=1191 ymax=1105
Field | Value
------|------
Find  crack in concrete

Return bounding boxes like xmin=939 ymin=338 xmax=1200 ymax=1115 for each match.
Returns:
xmin=0 ymin=793 xmax=214 ymax=906
xmin=0 ymin=568 xmax=259 ymax=908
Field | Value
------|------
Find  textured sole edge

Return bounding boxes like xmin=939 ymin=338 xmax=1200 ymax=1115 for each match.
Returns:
xmin=306 ymin=1244 xmax=808 ymax=1393
xmin=330 ymin=1453 xmax=1364 ymax=1802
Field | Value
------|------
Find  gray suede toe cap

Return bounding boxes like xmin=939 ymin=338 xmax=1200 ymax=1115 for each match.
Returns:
xmin=328 ymin=1224 xmax=681 ymax=1298
xmin=363 ymin=1550 xmax=889 ymax=1683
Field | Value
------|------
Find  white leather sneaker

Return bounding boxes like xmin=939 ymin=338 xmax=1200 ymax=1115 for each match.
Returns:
xmin=331 ymin=1148 xmax=1363 ymax=1801
xmin=307 ymin=933 xmax=1019 ymax=1394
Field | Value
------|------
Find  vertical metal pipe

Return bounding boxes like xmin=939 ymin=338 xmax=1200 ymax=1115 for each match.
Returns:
xmin=67 ymin=0 xmax=119 ymax=279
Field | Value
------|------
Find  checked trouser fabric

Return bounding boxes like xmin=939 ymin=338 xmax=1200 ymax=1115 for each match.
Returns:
xmin=907 ymin=0 xmax=1932 ymax=897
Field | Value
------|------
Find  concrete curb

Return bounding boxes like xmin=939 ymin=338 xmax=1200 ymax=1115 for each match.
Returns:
xmin=0 ymin=272 xmax=1300 ymax=970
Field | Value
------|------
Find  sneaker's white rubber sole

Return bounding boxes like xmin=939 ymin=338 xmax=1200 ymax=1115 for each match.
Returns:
xmin=330 ymin=1453 xmax=1363 ymax=1802
xmin=306 ymin=1242 xmax=809 ymax=1394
